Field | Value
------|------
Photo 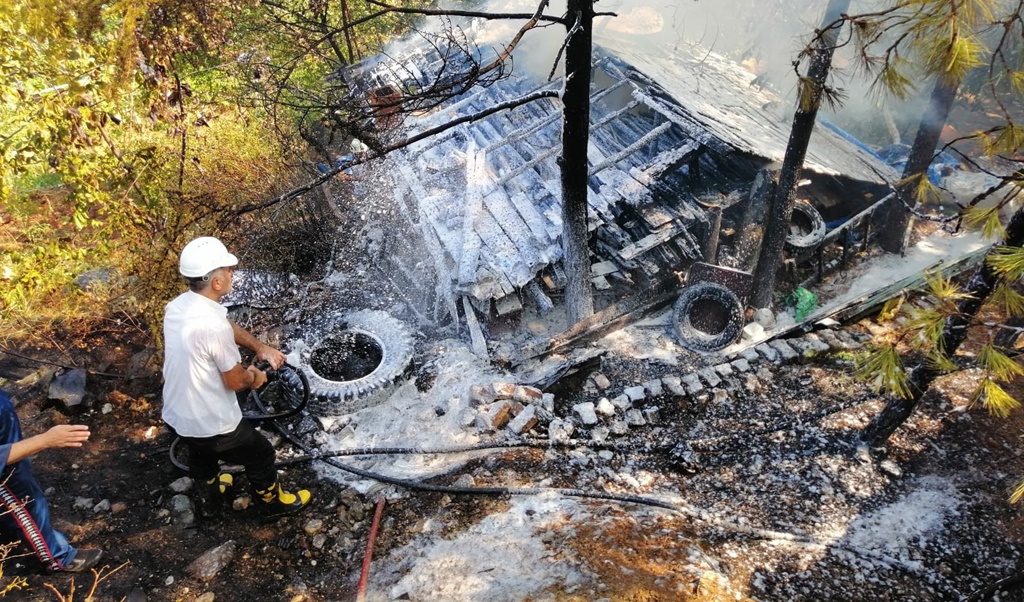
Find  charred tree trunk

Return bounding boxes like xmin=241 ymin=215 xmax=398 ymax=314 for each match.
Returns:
xmin=560 ymin=0 xmax=595 ymax=325
xmin=862 ymin=206 xmax=1024 ymax=446
xmin=878 ymin=76 xmax=960 ymax=254
xmin=750 ymin=0 xmax=849 ymax=309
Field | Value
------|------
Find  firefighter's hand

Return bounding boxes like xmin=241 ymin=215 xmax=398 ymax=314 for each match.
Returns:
xmin=43 ymin=424 xmax=91 ymax=449
xmin=246 ymin=365 xmax=268 ymax=390
xmin=255 ymin=343 xmax=286 ymax=370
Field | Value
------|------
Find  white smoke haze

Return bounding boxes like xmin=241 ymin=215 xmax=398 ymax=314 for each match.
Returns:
xmin=417 ymin=0 xmax=1006 ymax=151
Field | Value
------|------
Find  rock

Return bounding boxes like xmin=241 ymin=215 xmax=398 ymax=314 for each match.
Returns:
xmin=712 ymin=389 xmax=730 ymax=405
xmin=453 ymin=474 xmax=475 ymax=488
xmin=681 ymin=374 xmax=703 ymax=395
xmin=623 ymin=386 xmax=646 ymax=402
xmin=731 ymin=358 xmax=751 ymax=372
xmin=624 ymin=409 xmax=647 ymax=427
xmin=170 ymin=494 xmax=195 ymax=527
xmin=742 ymin=322 xmax=765 ymax=341
xmin=879 ymin=460 xmax=903 ymax=478
xmin=740 ymin=348 xmax=761 ymax=363
xmin=93 ymin=499 xmax=111 ymax=514
xmin=769 ymin=339 xmax=799 ymax=362
xmin=609 ymin=421 xmax=630 ymax=436
xmin=753 ymin=307 xmax=776 ymax=328
xmin=513 ymin=385 xmax=543 ymax=404
xmin=508 ymin=404 xmax=539 ymax=434
xmin=755 ymin=343 xmax=780 ymax=363
xmin=593 ymin=373 xmax=612 ymax=391
xmin=469 ymin=384 xmax=496 ymax=406
xmin=713 ymin=363 xmax=734 ymax=378
xmin=170 ymin=476 xmax=194 ymax=493
xmin=573 ymin=402 xmax=599 ymax=426
xmin=548 ymin=419 xmax=575 ymax=444
xmin=697 ymin=368 xmax=721 ymax=388
xmin=111 ymin=502 xmax=129 ymax=514
xmin=591 ymin=426 xmax=610 ymax=442
xmin=478 ymin=400 xmax=513 ymax=430
xmin=312 ymin=534 xmax=327 ymax=550
xmin=661 ymin=375 xmax=686 ymax=397
xmin=610 ymin=395 xmax=633 ymax=411
xmin=594 ymin=397 xmax=616 ymax=417
xmin=73 ymin=497 xmax=95 ymax=511
xmin=642 ymin=406 xmax=661 ymax=425
xmin=187 ymin=541 xmax=237 ymax=580
xmin=492 ymin=382 xmax=516 ymax=400
xmin=101 ymin=403 xmax=113 ymax=414
xmin=303 ymin=519 xmax=325 ymax=535
xmin=642 ymin=380 xmax=663 ymax=397
xmin=541 ymin=393 xmax=555 ymax=412
xmin=196 ymin=593 xmax=215 ymax=602
xmin=48 ymin=369 xmax=88 ymax=407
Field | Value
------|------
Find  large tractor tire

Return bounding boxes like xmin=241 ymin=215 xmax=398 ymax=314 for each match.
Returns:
xmin=672 ymin=282 xmax=744 ymax=353
xmin=785 ymin=201 xmax=826 ymax=253
xmin=292 ymin=310 xmax=415 ymax=416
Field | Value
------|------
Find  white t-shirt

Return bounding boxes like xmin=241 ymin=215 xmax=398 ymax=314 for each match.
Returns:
xmin=161 ymin=291 xmax=243 ymax=437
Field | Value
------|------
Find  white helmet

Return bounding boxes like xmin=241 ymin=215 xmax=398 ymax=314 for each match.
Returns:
xmin=178 ymin=236 xmax=238 ymax=278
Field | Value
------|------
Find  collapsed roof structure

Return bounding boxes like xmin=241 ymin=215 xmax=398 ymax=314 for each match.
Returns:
xmin=341 ymin=35 xmax=898 ymax=333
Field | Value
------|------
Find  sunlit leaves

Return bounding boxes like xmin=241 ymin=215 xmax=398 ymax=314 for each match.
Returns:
xmin=980 ymin=124 xmax=1024 ymax=156
xmin=1011 ymin=479 xmax=1024 ymax=504
xmin=855 ymin=344 xmax=913 ymax=399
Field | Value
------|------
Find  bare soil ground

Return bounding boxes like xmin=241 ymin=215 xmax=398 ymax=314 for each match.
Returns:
xmin=3 ymin=298 xmax=1024 ymax=602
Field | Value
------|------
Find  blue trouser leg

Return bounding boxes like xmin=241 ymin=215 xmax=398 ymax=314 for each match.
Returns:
xmin=0 ymin=457 xmax=77 ymax=570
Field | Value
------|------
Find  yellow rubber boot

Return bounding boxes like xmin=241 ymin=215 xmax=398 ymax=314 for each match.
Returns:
xmin=255 ymin=482 xmax=311 ymax=519
xmin=199 ymin=473 xmax=234 ymax=519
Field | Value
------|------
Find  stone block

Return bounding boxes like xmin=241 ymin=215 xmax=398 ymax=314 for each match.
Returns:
xmin=513 ymin=385 xmax=544 ymax=404
xmin=662 ymin=375 xmax=687 ymax=397
xmin=697 ymin=367 xmax=721 ymax=388
xmin=508 ymin=405 xmax=539 ymax=435
xmin=573 ymin=402 xmax=599 ymax=425
xmin=595 ymin=397 xmax=616 ymax=416
xmin=469 ymin=384 xmax=496 ymax=406
xmin=642 ymin=379 xmax=663 ymax=397
xmin=492 ymin=382 xmax=516 ymax=399
xmin=623 ymin=386 xmax=646 ymax=402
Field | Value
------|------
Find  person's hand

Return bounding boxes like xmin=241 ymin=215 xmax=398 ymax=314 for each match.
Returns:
xmin=43 ymin=424 xmax=91 ymax=449
xmin=246 ymin=365 xmax=268 ymax=390
xmin=256 ymin=344 xmax=286 ymax=370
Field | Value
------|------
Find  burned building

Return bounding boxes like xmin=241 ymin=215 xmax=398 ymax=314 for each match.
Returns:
xmin=342 ymin=36 xmax=898 ymax=336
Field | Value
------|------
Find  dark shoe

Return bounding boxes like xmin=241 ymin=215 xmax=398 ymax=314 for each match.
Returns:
xmin=62 ymin=548 xmax=103 ymax=573
xmin=198 ymin=473 xmax=234 ymax=519
xmin=255 ymin=482 xmax=311 ymax=520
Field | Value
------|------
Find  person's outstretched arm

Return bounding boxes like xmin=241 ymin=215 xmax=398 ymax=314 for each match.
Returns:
xmin=6 ymin=424 xmax=91 ymax=465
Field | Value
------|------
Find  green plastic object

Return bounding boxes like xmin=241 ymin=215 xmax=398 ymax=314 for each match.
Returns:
xmin=787 ymin=287 xmax=818 ymax=321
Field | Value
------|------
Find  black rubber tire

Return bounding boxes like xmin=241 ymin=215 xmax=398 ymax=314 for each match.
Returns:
xmin=672 ymin=282 xmax=744 ymax=353
xmin=292 ymin=309 xmax=415 ymax=416
xmin=785 ymin=201 xmax=826 ymax=253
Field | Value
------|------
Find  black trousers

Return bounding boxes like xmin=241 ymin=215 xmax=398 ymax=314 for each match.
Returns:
xmin=181 ymin=419 xmax=277 ymax=492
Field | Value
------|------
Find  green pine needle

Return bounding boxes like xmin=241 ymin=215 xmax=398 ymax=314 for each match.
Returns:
xmin=971 ymin=379 xmax=1022 ymax=418
xmin=992 ymin=283 xmax=1024 ymax=318
xmin=988 ymin=246 xmax=1024 ymax=282
xmin=1011 ymin=478 xmax=1024 ymax=504
xmin=979 ymin=344 xmax=1024 ymax=380
xmin=855 ymin=345 xmax=912 ymax=399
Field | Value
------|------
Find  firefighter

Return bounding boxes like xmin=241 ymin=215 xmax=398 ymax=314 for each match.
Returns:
xmin=161 ymin=236 xmax=311 ymax=519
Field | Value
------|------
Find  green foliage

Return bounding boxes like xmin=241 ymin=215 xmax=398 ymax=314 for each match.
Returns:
xmin=855 ymin=344 xmax=913 ymax=398
xmin=991 ymin=282 xmax=1024 ymax=318
xmin=963 ymin=206 xmax=1006 ymax=239
xmin=987 ymin=245 xmax=1024 ymax=281
xmin=971 ymin=377 xmax=1022 ymax=417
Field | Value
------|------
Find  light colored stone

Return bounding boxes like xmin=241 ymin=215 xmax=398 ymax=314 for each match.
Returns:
xmin=513 ymin=385 xmax=543 ymax=404
xmin=508 ymin=404 xmax=539 ymax=434
xmin=187 ymin=541 xmax=237 ymax=581
xmin=610 ymin=395 xmax=633 ymax=411
xmin=730 ymin=358 xmax=751 ymax=372
xmin=469 ymin=384 xmax=496 ymax=406
xmin=492 ymin=382 xmax=516 ymax=399
xmin=713 ymin=363 xmax=734 ymax=378
xmin=661 ymin=375 xmax=686 ymax=397
xmin=541 ymin=393 xmax=555 ymax=412
xmin=681 ymin=373 xmax=703 ymax=395
xmin=623 ymin=386 xmax=646 ymax=402
xmin=595 ymin=397 xmax=616 ymax=416
xmin=624 ymin=409 xmax=647 ymax=427
xmin=642 ymin=406 xmax=661 ymax=425
xmin=573 ymin=402 xmax=599 ymax=426
xmin=170 ymin=476 xmax=194 ymax=493
xmin=755 ymin=343 xmax=779 ymax=362
xmin=303 ymin=519 xmax=325 ymax=535
xmin=593 ymin=373 xmax=612 ymax=391
xmin=642 ymin=380 xmax=663 ymax=397
xmin=753 ymin=308 xmax=775 ymax=328
xmin=769 ymin=339 xmax=799 ymax=361
xmin=697 ymin=368 xmax=721 ymax=388
xmin=742 ymin=322 xmax=765 ymax=341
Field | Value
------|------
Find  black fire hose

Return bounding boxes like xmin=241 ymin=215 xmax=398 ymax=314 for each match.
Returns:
xmin=168 ymin=362 xmax=309 ymax=472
